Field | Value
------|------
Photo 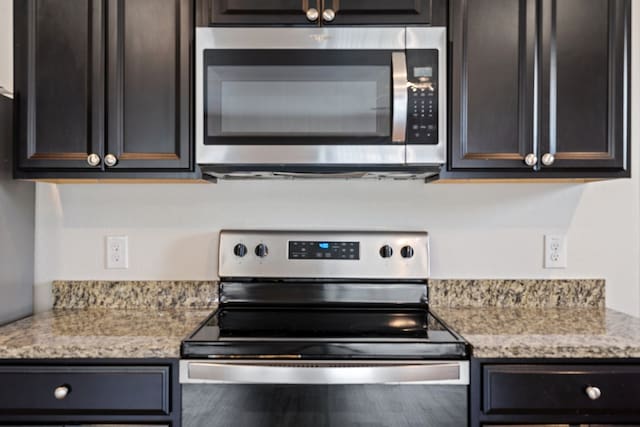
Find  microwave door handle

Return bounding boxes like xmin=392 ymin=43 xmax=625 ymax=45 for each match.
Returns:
xmin=391 ymin=52 xmax=408 ymax=143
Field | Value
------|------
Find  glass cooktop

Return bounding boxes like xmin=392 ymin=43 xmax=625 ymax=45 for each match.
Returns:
xmin=181 ymin=306 xmax=469 ymax=360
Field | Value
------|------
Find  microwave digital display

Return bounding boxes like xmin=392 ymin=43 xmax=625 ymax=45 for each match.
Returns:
xmin=413 ymin=67 xmax=433 ymax=78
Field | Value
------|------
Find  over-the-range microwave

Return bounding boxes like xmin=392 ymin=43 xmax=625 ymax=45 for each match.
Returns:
xmin=196 ymin=27 xmax=446 ymax=180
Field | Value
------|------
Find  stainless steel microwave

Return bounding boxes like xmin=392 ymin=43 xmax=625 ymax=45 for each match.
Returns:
xmin=196 ymin=27 xmax=446 ymax=179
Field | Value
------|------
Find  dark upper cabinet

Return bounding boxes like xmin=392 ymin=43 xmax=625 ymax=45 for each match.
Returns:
xmin=450 ymin=0 xmax=536 ymax=170
xmin=208 ymin=0 xmax=321 ymax=26
xmin=106 ymin=0 xmax=192 ymax=171
xmin=202 ymin=0 xmax=444 ymax=26
xmin=15 ymin=0 xmax=105 ymax=171
xmin=322 ymin=0 xmax=442 ymax=25
xmin=450 ymin=0 xmax=630 ymax=176
xmin=538 ymin=0 xmax=628 ymax=170
xmin=14 ymin=0 xmax=193 ymax=177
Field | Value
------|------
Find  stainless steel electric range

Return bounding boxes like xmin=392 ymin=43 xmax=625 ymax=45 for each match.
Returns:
xmin=180 ymin=231 xmax=470 ymax=427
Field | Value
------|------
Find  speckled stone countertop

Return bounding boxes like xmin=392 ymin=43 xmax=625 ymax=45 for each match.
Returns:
xmin=430 ymin=279 xmax=640 ymax=358
xmin=0 ymin=308 xmax=212 ymax=359
xmin=0 ymin=281 xmax=217 ymax=359
xmin=1 ymin=279 xmax=639 ymax=359
xmin=433 ymin=307 xmax=640 ymax=358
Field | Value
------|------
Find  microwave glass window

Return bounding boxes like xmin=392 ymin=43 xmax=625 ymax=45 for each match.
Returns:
xmin=206 ymin=66 xmax=391 ymax=138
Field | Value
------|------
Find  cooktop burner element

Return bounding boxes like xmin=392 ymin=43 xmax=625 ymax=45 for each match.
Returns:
xmin=181 ymin=231 xmax=469 ymax=361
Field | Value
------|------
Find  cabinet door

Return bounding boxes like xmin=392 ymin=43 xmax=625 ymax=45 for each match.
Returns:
xmin=208 ymin=0 xmax=321 ymax=25
xmin=14 ymin=0 xmax=105 ymax=171
xmin=322 ymin=0 xmax=440 ymax=25
xmin=539 ymin=0 xmax=629 ymax=170
xmin=449 ymin=0 xmax=537 ymax=170
xmin=106 ymin=0 xmax=192 ymax=171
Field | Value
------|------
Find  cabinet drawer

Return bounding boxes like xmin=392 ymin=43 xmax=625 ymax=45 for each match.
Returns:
xmin=483 ymin=365 xmax=640 ymax=415
xmin=0 ymin=366 xmax=170 ymax=415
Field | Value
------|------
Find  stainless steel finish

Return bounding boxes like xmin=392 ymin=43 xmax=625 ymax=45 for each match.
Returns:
xmin=195 ymin=28 xmax=406 ymax=167
xmin=305 ymin=8 xmax=319 ymax=21
xmin=180 ymin=360 xmax=469 ymax=385
xmin=197 ymin=145 xmax=407 ymax=166
xmin=87 ymin=153 xmax=101 ymax=167
xmin=585 ymin=386 xmax=601 ymax=400
xmin=104 ymin=154 xmax=118 ymax=167
xmin=541 ymin=152 xmax=555 ymax=166
xmin=322 ymin=8 xmax=336 ymax=22
xmin=196 ymin=27 xmax=405 ymax=51
xmin=196 ymin=27 xmax=447 ymax=171
xmin=218 ymin=230 xmax=430 ymax=279
xmin=54 ymin=386 xmax=69 ymax=400
xmin=524 ymin=153 xmax=538 ymax=167
xmin=391 ymin=52 xmax=408 ymax=143
xmin=202 ymin=169 xmax=440 ymax=180
xmin=405 ymin=27 xmax=447 ymax=165
xmin=220 ymin=282 xmax=427 ymax=305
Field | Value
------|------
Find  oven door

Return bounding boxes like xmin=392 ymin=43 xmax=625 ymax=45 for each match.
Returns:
xmin=180 ymin=360 xmax=469 ymax=427
xmin=196 ymin=28 xmax=409 ymax=166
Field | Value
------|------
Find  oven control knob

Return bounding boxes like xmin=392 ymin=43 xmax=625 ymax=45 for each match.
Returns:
xmin=233 ymin=244 xmax=248 ymax=258
xmin=255 ymin=244 xmax=269 ymax=258
xmin=379 ymin=245 xmax=393 ymax=258
xmin=401 ymin=246 xmax=414 ymax=259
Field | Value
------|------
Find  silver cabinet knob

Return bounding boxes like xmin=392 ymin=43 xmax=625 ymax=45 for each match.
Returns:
xmin=542 ymin=153 xmax=556 ymax=166
xmin=585 ymin=386 xmax=601 ymax=400
xmin=104 ymin=154 xmax=118 ymax=167
xmin=306 ymin=8 xmax=319 ymax=21
xmin=322 ymin=8 xmax=336 ymax=22
xmin=54 ymin=385 xmax=70 ymax=400
xmin=87 ymin=153 xmax=101 ymax=167
xmin=524 ymin=153 xmax=538 ymax=167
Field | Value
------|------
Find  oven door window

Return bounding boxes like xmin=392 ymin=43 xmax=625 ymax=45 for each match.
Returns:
xmin=203 ymin=50 xmax=394 ymax=145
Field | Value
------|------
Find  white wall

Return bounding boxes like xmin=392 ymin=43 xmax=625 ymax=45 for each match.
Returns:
xmin=0 ymin=0 xmax=12 ymax=91
xmin=2 ymin=1 xmax=638 ymax=316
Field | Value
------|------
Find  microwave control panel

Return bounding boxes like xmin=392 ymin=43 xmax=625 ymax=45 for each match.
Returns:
xmin=406 ymin=50 xmax=439 ymax=145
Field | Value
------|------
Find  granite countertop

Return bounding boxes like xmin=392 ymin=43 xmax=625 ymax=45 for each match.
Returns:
xmin=1 ymin=279 xmax=639 ymax=360
xmin=0 ymin=308 xmax=212 ymax=359
xmin=434 ymin=307 xmax=640 ymax=359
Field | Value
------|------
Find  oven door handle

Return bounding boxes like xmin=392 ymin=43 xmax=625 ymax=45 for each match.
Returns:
xmin=391 ymin=51 xmax=408 ymax=144
xmin=181 ymin=361 xmax=469 ymax=385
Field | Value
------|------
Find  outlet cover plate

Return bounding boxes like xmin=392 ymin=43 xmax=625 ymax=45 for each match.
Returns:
xmin=544 ymin=234 xmax=567 ymax=269
xmin=106 ymin=236 xmax=129 ymax=269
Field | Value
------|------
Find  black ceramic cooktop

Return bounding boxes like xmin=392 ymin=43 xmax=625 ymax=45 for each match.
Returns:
xmin=181 ymin=305 xmax=469 ymax=360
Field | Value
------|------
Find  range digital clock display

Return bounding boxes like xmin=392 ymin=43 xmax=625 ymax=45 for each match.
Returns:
xmin=289 ymin=241 xmax=360 ymax=260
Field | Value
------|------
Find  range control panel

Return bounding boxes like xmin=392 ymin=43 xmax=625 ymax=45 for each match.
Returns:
xmin=218 ymin=231 xmax=430 ymax=280
xmin=406 ymin=49 xmax=439 ymax=145
xmin=289 ymin=241 xmax=360 ymax=260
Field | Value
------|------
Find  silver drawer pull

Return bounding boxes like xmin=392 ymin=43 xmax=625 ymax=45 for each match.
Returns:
xmin=54 ymin=385 xmax=70 ymax=400
xmin=585 ymin=385 xmax=601 ymax=400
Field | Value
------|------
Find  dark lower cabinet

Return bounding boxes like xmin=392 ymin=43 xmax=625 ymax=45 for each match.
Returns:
xmin=449 ymin=0 xmax=630 ymax=178
xmin=14 ymin=0 xmax=194 ymax=179
xmin=0 ymin=360 xmax=180 ymax=426
xmin=201 ymin=0 xmax=445 ymax=26
xmin=471 ymin=359 xmax=640 ymax=427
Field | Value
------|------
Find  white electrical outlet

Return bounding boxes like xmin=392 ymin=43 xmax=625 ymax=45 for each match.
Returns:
xmin=544 ymin=234 xmax=567 ymax=269
xmin=106 ymin=236 xmax=129 ymax=269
